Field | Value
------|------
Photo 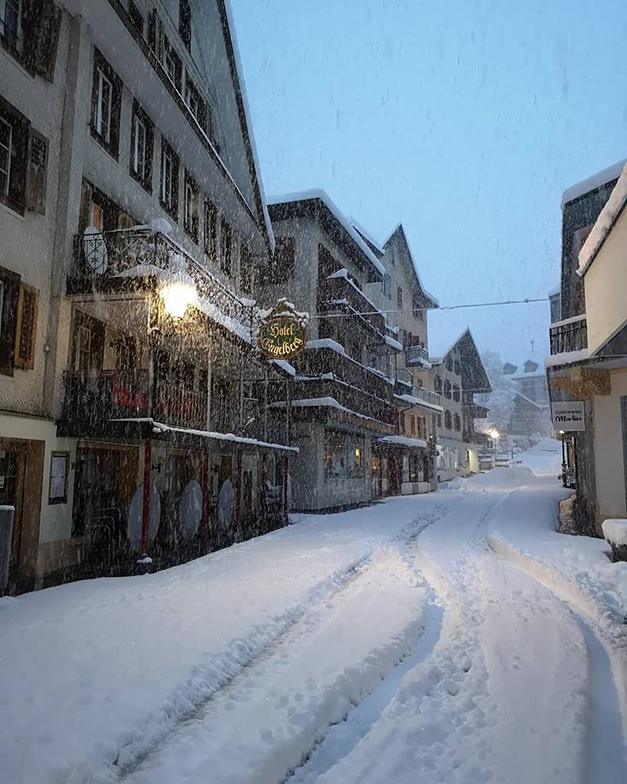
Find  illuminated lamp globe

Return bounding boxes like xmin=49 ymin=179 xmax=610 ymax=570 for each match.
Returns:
xmin=488 ymin=428 xmax=500 ymax=441
xmin=160 ymin=279 xmax=197 ymax=319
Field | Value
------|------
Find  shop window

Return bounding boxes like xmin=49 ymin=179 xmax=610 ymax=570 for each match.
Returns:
xmin=91 ymin=49 xmax=122 ymax=158
xmin=48 ymin=452 xmax=69 ymax=504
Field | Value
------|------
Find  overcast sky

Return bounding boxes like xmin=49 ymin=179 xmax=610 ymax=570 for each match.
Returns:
xmin=231 ymin=0 xmax=626 ymax=364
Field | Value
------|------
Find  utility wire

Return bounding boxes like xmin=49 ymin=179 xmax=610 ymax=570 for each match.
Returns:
xmin=309 ymin=296 xmax=550 ymax=320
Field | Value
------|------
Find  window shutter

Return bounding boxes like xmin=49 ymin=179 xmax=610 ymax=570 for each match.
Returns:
xmin=22 ymin=0 xmax=61 ymax=81
xmin=148 ymin=10 xmax=157 ymax=52
xmin=7 ymin=115 xmax=29 ymax=215
xmin=0 ymin=270 xmax=20 ymax=376
xmin=14 ymin=284 xmax=38 ymax=370
xmin=25 ymin=129 xmax=48 ymax=214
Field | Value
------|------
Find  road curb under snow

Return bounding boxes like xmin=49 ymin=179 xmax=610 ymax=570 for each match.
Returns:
xmin=487 ymin=526 xmax=627 ymax=744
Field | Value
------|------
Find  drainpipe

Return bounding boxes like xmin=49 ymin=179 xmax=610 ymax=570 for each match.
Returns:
xmin=141 ymin=438 xmax=152 ymax=556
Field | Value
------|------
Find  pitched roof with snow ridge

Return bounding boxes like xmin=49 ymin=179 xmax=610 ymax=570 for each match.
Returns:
xmin=267 ymin=190 xmax=385 ymax=280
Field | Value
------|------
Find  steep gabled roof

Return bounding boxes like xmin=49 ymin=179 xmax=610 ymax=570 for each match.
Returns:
xmin=383 ymin=224 xmax=438 ymax=308
xmin=578 ymin=162 xmax=627 ymax=276
xmin=429 ymin=328 xmax=492 ymax=394
xmin=218 ymin=0 xmax=275 ymax=252
xmin=561 ymin=158 xmax=626 ymax=208
xmin=267 ymin=190 xmax=385 ymax=280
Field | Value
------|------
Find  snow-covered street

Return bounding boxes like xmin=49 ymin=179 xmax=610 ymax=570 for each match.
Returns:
xmin=1 ymin=441 xmax=626 ymax=784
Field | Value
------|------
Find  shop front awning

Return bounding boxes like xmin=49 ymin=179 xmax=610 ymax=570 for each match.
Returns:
xmin=376 ymin=435 xmax=428 ymax=450
xmin=108 ymin=418 xmax=298 ymax=454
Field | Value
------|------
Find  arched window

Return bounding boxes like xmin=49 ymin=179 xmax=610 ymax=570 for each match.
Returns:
xmin=452 ymin=384 xmax=460 ymax=402
xmin=444 ymin=410 xmax=452 ymax=429
xmin=454 ymin=413 xmax=461 ymax=431
xmin=443 ymin=380 xmax=452 ymax=399
xmin=434 ymin=375 xmax=442 ymax=393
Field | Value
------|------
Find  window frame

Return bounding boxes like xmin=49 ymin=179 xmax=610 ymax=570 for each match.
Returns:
xmin=48 ymin=451 xmax=69 ymax=505
xmin=220 ymin=217 xmax=232 ymax=276
xmin=183 ymin=170 xmax=199 ymax=242
xmin=90 ymin=49 xmax=122 ymax=158
xmin=203 ymin=198 xmax=218 ymax=258
xmin=129 ymin=103 xmax=154 ymax=193
xmin=159 ymin=137 xmax=179 ymax=219
xmin=0 ymin=114 xmax=12 ymax=196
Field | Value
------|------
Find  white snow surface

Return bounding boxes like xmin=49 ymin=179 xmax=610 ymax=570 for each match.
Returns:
xmin=1 ymin=439 xmax=626 ymax=784
xmin=545 ymin=348 xmax=590 ymax=367
xmin=377 ymin=434 xmax=428 ymax=449
xmin=603 ymin=519 xmax=627 ymax=547
xmin=561 ymin=158 xmax=627 ymax=207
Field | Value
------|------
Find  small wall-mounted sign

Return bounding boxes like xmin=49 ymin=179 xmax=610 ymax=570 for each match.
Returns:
xmin=258 ymin=299 xmax=308 ymax=360
xmin=551 ymin=401 xmax=585 ymax=432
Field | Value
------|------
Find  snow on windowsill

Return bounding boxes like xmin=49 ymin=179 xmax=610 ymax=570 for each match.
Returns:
xmin=544 ymin=349 xmax=590 ymax=368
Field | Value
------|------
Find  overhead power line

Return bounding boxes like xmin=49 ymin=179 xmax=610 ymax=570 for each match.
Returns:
xmin=311 ymin=296 xmax=550 ymax=320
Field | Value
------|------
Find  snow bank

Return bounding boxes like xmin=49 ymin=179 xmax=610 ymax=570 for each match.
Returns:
xmin=603 ymin=519 xmax=627 ymax=547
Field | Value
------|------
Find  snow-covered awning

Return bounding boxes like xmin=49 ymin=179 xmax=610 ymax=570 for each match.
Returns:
xmin=109 ymin=419 xmax=298 ymax=454
xmin=377 ymin=435 xmax=428 ymax=450
xmin=394 ymin=393 xmax=443 ymax=413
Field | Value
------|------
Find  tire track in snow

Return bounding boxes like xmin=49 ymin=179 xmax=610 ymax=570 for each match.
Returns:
xmin=77 ymin=510 xmax=442 ymax=784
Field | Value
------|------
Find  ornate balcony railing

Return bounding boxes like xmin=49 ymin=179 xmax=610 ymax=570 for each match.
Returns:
xmin=70 ymin=227 xmax=254 ymax=339
xmin=61 ymin=369 xmax=208 ymax=433
xmin=406 ymin=344 xmax=430 ymax=367
xmin=549 ymin=315 xmax=587 ymax=355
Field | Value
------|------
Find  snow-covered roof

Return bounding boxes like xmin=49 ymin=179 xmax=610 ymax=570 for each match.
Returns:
xmin=578 ymin=163 xmax=627 ymax=276
xmin=267 ymin=189 xmax=385 ymax=277
xmin=395 ymin=393 xmax=443 ymax=414
xmin=382 ymin=224 xmax=439 ymax=308
xmin=548 ymin=285 xmax=561 ymax=298
xmin=222 ymin=0 xmax=275 ymax=252
xmin=385 ymin=335 xmax=403 ymax=351
xmin=272 ymin=359 xmax=296 ymax=377
xmin=544 ymin=349 xmax=590 ymax=368
xmin=561 ymin=158 xmax=626 ymax=208
xmin=377 ymin=435 xmax=428 ymax=450
xmin=349 ymin=217 xmax=385 ymax=256
xmin=270 ymin=396 xmax=387 ymax=427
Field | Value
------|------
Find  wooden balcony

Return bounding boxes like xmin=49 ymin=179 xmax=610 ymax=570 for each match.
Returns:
xmin=286 ymin=379 xmax=396 ymax=427
xmin=317 ymin=273 xmax=386 ymax=338
xmin=405 ymin=345 xmax=430 ymax=367
xmin=549 ymin=315 xmax=587 ymax=355
xmin=297 ymin=346 xmax=394 ymax=403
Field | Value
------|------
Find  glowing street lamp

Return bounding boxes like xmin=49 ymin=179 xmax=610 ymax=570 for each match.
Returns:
xmin=160 ymin=280 xmax=197 ymax=318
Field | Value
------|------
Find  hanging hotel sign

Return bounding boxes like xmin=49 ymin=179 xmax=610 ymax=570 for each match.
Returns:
xmin=551 ymin=401 xmax=585 ymax=432
xmin=257 ymin=299 xmax=309 ymax=360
